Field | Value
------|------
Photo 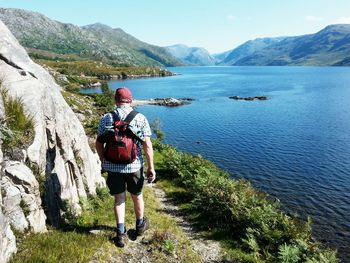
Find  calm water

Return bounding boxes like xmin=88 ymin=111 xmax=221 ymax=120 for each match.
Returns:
xmin=85 ymin=66 xmax=350 ymax=259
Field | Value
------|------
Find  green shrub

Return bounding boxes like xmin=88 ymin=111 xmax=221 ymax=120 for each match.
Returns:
xmin=278 ymin=244 xmax=300 ymax=263
xmin=156 ymin=143 xmax=339 ymax=262
xmin=37 ymin=60 xmax=173 ymax=78
xmin=151 ymin=117 xmax=165 ymax=142
xmin=87 ymin=83 xmax=114 ymax=112
xmin=162 ymin=239 xmax=176 ymax=254
xmin=84 ymin=116 xmax=100 ymax=137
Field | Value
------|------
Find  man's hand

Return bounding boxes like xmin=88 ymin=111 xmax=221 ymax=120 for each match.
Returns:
xmin=143 ymin=137 xmax=155 ymax=183
xmin=147 ymin=168 xmax=156 ymax=183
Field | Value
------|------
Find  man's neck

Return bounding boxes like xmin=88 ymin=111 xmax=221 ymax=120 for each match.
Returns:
xmin=116 ymin=103 xmax=131 ymax=108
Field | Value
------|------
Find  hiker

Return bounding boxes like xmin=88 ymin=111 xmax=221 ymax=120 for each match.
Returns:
xmin=95 ymin=87 xmax=156 ymax=247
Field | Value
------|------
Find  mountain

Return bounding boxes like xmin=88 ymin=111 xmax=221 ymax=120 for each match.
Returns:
xmin=0 ymin=8 xmax=182 ymax=67
xmin=212 ymin=49 xmax=232 ymax=63
xmin=221 ymin=25 xmax=350 ymax=66
xmin=218 ymin=37 xmax=287 ymax=65
xmin=165 ymin=44 xmax=216 ymax=66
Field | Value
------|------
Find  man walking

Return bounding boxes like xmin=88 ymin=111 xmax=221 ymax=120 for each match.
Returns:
xmin=95 ymin=87 xmax=156 ymax=247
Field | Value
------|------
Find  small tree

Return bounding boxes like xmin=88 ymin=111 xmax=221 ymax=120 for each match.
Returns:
xmin=150 ymin=117 xmax=165 ymax=142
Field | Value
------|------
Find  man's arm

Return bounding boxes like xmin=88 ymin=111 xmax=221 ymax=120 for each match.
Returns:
xmin=96 ymin=113 xmax=108 ymax=164
xmin=95 ymin=140 xmax=104 ymax=163
xmin=142 ymin=136 xmax=156 ymax=182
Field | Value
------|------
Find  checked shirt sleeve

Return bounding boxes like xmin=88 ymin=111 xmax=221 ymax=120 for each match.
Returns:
xmin=97 ymin=113 xmax=113 ymax=136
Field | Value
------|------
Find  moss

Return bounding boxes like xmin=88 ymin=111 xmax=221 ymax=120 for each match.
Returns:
xmin=73 ymin=148 xmax=83 ymax=168
xmin=19 ymin=199 xmax=30 ymax=217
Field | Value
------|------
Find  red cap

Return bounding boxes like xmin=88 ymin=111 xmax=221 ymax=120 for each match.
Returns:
xmin=115 ymin=87 xmax=132 ymax=103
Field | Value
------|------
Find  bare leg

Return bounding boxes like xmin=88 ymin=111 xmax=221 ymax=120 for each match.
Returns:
xmin=131 ymin=193 xmax=144 ymax=220
xmin=114 ymin=192 xmax=126 ymax=225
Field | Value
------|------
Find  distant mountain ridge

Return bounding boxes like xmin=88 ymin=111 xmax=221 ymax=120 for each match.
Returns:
xmin=212 ymin=50 xmax=232 ymax=63
xmin=168 ymin=24 xmax=350 ymax=67
xmin=218 ymin=37 xmax=287 ymax=65
xmin=220 ymin=25 xmax=350 ymax=66
xmin=0 ymin=8 xmax=182 ymax=67
xmin=165 ymin=44 xmax=216 ymax=66
xmin=1 ymin=8 xmax=349 ymax=67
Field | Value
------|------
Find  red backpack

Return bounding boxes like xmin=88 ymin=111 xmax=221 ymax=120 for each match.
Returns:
xmin=103 ymin=110 xmax=139 ymax=164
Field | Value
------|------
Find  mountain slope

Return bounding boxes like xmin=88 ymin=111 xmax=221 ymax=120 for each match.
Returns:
xmin=82 ymin=23 xmax=182 ymax=66
xmin=166 ymin=44 xmax=216 ymax=66
xmin=212 ymin=49 xmax=232 ymax=63
xmin=223 ymin=24 xmax=350 ymax=66
xmin=0 ymin=8 xmax=182 ymax=66
xmin=219 ymin=37 xmax=287 ymax=65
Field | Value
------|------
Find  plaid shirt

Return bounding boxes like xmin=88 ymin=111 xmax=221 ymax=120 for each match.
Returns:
xmin=97 ymin=105 xmax=152 ymax=173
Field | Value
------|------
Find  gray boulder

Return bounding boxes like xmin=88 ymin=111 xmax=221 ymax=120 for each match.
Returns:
xmin=2 ymin=161 xmax=46 ymax=233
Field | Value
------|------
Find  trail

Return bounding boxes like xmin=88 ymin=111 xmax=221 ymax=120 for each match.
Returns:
xmin=151 ymin=184 xmax=224 ymax=263
xmin=89 ymin=184 xmax=224 ymax=263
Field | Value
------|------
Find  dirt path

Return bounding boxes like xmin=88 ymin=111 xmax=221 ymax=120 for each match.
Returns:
xmin=89 ymin=184 xmax=224 ymax=263
xmin=150 ymin=184 xmax=224 ymax=263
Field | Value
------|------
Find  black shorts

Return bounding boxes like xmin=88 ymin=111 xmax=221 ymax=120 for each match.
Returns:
xmin=106 ymin=169 xmax=144 ymax=196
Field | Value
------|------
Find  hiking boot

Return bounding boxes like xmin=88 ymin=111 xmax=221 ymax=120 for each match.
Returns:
xmin=114 ymin=228 xmax=127 ymax=248
xmin=136 ymin=217 xmax=150 ymax=236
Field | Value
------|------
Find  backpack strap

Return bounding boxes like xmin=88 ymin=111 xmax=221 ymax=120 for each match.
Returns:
xmin=124 ymin=110 xmax=139 ymax=124
xmin=110 ymin=111 xmax=120 ymax=123
xmin=110 ymin=110 xmax=138 ymax=124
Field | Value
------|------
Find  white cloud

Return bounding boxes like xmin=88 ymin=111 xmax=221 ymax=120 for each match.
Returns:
xmin=336 ymin=16 xmax=350 ymax=24
xmin=305 ymin=15 xmax=324 ymax=22
xmin=227 ymin=14 xmax=236 ymax=21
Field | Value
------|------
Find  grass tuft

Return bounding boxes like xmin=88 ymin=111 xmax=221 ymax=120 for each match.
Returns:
xmin=0 ymin=87 xmax=34 ymax=150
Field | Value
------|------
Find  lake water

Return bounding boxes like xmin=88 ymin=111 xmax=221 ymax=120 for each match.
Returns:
xmin=84 ymin=66 xmax=350 ymax=259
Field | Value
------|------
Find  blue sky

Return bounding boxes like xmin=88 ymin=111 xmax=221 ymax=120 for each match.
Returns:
xmin=0 ymin=0 xmax=349 ymax=53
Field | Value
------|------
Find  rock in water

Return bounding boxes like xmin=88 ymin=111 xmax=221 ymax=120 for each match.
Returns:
xmin=229 ymin=95 xmax=268 ymax=101
xmin=0 ymin=20 xmax=105 ymax=259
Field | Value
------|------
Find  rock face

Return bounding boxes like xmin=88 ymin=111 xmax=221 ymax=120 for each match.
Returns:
xmin=0 ymin=20 xmax=105 ymax=260
xmin=0 ymin=91 xmax=17 ymax=263
xmin=2 ymin=161 xmax=46 ymax=233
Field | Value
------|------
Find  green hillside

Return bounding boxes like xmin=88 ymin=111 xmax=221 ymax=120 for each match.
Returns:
xmin=0 ymin=8 xmax=182 ymax=67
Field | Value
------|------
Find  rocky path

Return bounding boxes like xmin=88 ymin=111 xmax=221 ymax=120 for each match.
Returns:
xmin=151 ymin=184 xmax=224 ymax=263
xmin=89 ymin=184 xmax=224 ymax=263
